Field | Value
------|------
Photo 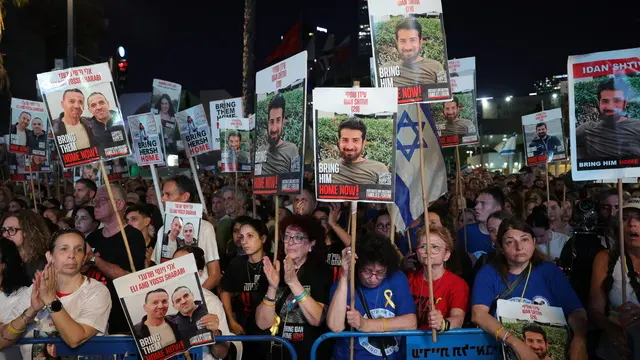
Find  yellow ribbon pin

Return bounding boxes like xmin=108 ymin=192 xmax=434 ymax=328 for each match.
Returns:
xmin=270 ymin=315 xmax=281 ymax=336
xmin=384 ymin=289 xmax=395 ymax=309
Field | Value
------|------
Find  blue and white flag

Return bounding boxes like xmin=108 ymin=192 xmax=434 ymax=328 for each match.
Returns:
xmin=494 ymin=133 xmax=517 ymax=156
xmin=392 ymin=103 xmax=447 ymax=231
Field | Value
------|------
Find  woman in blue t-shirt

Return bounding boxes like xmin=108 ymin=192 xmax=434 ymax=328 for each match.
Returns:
xmin=327 ymin=230 xmax=416 ymax=360
xmin=471 ymin=218 xmax=588 ymax=360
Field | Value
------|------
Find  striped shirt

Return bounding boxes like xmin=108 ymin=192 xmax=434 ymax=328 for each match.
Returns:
xmin=576 ymin=118 xmax=640 ymax=158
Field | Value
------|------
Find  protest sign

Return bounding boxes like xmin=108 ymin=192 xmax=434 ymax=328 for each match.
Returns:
xmin=176 ymin=104 xmax=214 ymax=157
xmin=448 ymin=57 xmax=476 ymax=77
xmin=313 ymin=87 xmax=397 ymax=202
xmin=9 ymin=98 xmax=49 ymax=156
xmin=129 ymin=113 xmax=166 ymax=166
xmin=254 ymin=51 xmax=307 ymax=195
xmin=37 ymin=63 xmax=131 ymax=168
xmin=368 ymin=0 xmax=452 ymax=104
xmin=151 ymin=79 xmax=182 ymax=154
xmin=114 ymin=255 xmax=215 ymax=360
xmin=497 ymin=300 xmax=568 ymax=360
xmin=159 ymin=202 xmax=203 ymax=263
xmin=73 ymin=161 xmax=101 ymax=185
xmin=406 ymin=330 xmax=500 ymax=359
xmin=430 ymin=74 xmax=478 ymax=147
xmin=219 ymin=117 xmax=253 ymax=172
xmin=522 ymin=108 xmax=566 ymax=166
xmin=106 ymin=157 xmax=129 ymax=181
xmin=568 ymin=47 xmax=640 ymax=180
xmin=9 ymin=154 xmax=50 ymax=181
xmin=210 ymin=97 xmax=244 ymax=150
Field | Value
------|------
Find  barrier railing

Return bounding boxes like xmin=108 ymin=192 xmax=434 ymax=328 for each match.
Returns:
xmin=310 ymin=329 xmax=500 ymax=360
xmin=19 ymin=334 xmax=298 ymax=360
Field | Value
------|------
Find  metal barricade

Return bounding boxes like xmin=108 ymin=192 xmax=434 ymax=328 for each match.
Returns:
xmin=19 ymin=334 xmax=298 ymax=360
xmin=310 ymin=329 xmax=500 ymax=360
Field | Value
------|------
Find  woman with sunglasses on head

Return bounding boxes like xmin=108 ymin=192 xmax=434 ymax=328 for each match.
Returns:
xmin=327 ymin=230 xmax=416 ymax=360
xmin=471 ymin=218 xmax=588 ymax=360
xmin=408 ymin=226 xmax=469 ymax=332
xmin=313 ymin=204 xmax=351 ymax=283
xmin=1 ymin=210 xmax=51 ymax=279
xmin=256 ymin=215 xmax=332 ymax=360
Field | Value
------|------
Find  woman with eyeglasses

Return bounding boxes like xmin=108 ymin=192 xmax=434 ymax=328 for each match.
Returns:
xmin=472 ymin=218 xmax=588 ymax=360
xmin=408 ymin=227 xmax=468 ymax=331
xmin=1 ymin=210 xmax=51 ymax=279
xmin=313 ymin=205 xmax=351 ymax=283
xmin=256 ymin=215 xmax=332 ymax=360
xmin=327 ymin=230 xmax=416 ymax=360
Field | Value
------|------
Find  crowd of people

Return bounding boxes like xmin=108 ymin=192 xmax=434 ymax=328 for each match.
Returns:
xmin=0 ymin=165 xmax=638 ymax=359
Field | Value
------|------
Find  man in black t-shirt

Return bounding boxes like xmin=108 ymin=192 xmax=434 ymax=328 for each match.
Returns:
xmin=86 ymin=184 xmax=147 ymax=334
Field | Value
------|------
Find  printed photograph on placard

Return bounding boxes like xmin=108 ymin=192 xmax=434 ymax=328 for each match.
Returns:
xmin=114 ymin=255 xmax=216 ymax=360
xmin=106 ymin=157 xmax=129 ymax=181
xmin=522 ymin=108 xmax=566 ymax=166
xmin=430 ymin=75 xmax=477 ymax=147
xmin=448 ymin=56 xmax=476 ymax=77
xmin=73 ymin=161 xmax=101 ymax=185
xmin=151 ymin=79 xmax=182 ymax=154
xmin=210 ymin=97 xmax=243 ymax=151
xmin=9 ymin=98 xmax=49 ymax=156
xmin=160 ymin=202 xmax=203 ymax=263
xmin=254 ymin=51 xmax=307 ymax=195
xmin=176 ymin=104 xmax=214 ymax=158
xmin=128 ymin=113 xmax=166 ymax=166
xmin=37 ymin=63 xmax=131 ymax=168
xmin=219 ymin=117 xmax=252 ymax=172
xmin=313 ymin=87 xmax=397 ymax=202
xmin=569 ymin=47 xmax=640 ymax=180
xmin=497 ymin=300 xmax=568 ymax=360
xmin=9 ymin=154 xmax=50 ymax=181
xmin=368 ymin=0 xmax=451 ymax=104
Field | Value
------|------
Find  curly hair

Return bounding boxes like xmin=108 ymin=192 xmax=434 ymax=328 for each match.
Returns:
xmin=355 ymin=229 xmax=400 ymax=276
xmin=1 ymin=210 xmax=51 ymax=263
xmin=0 ymin=238 xmax=31 ymax=296
xmin=278 ymin=215 xmax=327 ymax=264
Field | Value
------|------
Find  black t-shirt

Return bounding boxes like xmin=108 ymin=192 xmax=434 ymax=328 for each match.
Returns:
xmin=221 ymin=255 xmax=269 ymax=334
xmin=274 ymin=259 xmax=332 ymax=360
xmin=86 ymin=225 xmax=146 ymax=334
xmin=325 ymin=237 xmax=345 ymax=284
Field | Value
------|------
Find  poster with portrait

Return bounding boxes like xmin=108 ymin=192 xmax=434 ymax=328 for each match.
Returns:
xmin=522 ymin=108 xmax=566 ymax=166
xmin=568 ymin=47 xmax=640 ymax=181
xmin=176 ymin=104 xmax=214 ymax=157
xmin=368 ymin=0 xmax=452 ymax=104
xmin=210 ymin=97 xmax=244 ymax=150
xmin=151 ymin=79 xmax=182 ymax=154
xmin=114 ymin=255 xmax=215 ymax=360
xmin=219 ymin=117 xmax=253 ymax=172
xmin=129 ymin=113 xmax=166 ymax=166
xmin=106 ymin=157 xmax=129 ymax=181
xmin=430 ymin=74 xmax=477 ymax=147
xmin=313 ymin=87 xmax=397 ymax=202
xmin=9 ymin=154 xmax=50 ymax=181
xmin=497 ymin=300 xmax=568 ymax=360
xmin=37 ymin=63 xmax=131 ymax=168
xmin=160 ymin=202 xmax=203 ymax=263
xmin=254 ymin=51 xmax=307 ymax=195
xmin=9 ymin=98 xmax=49 ymax=156
xmin=448 ymin=57 xmax=476 ymax=77
xmin=73 ymin=161 xmax=102 ymax=185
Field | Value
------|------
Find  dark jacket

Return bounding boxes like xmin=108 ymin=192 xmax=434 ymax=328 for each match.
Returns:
xmin=86 ymin=110 xmax=128 ymax=157
xmin=173 ymin=300 xmax=208 ymax=342
xmin=529 ymin=135 xmax=562 ymax=157
xmin=133 ymin=315 xmax=181 ymax=342
xmin=27 ymin=131 xmax=47 ymax=153
xmin=51 ymin=113 xmax=96 ymax=149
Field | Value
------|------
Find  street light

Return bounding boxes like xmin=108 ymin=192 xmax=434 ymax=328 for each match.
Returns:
xmin=316 ymin=26 xmax=327 ymax=33
xmin=552 ymin=93 xmax=558 ymax=99
xmin=505 ymin=95 xmax=512 ymax=102
xmin=117 ymin=46 xmax=125 ymax=58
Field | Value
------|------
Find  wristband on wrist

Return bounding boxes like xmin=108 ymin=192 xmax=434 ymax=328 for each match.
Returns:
xmin=262 ymin=299 xmax=275 ymax=307
xmin=264 ymin=295 xmax=276 ymax=303
xmin=382 ymin=318 xmax=387 ymax=332
xmin=7 ymin=322 xmax=24 ymax=335
xmin=494 ymin=326 xmax=504 ymax=340
xmin=503 ymin=331 xmax=513 ymax=343
xmin=438 ymin=318 xmax=446 ymax=333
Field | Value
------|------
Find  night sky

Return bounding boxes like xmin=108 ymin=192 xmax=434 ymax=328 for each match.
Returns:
xmin=104 ymin=0 xmax=640 ymax=98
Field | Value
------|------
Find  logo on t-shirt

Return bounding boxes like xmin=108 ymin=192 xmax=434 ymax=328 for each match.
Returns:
xmin=506 ymin=296 xmax=550 ymax=306
xmin=360 ymin=308 xmax=399 ymax=356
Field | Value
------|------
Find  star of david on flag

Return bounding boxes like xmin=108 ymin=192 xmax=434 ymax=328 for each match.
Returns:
xmin=391 ymin=103 xmax=447 ymax=232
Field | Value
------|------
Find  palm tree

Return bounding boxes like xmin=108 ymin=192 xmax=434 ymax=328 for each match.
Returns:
xmin=0 ymin=0 xmax=29 ymax=95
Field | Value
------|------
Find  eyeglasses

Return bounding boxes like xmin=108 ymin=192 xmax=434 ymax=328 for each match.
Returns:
xmin=376 ymin=223 xmax=391 ymax=230
xmin=361 ymin=268 xmax=387 ymax=279
xmin=417 ymin=244 xmax=444 ymax=254
xmin=92 ymin=197 xmax=110 ymax=205
xmin=283 ymin=234 xmax=308 ymax=244
xmin=1 ymin=227 xmax=22 ymax=236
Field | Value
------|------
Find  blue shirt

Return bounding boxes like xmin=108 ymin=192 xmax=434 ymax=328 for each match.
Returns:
xmin=457 ymin=223 xmax=494 ymax=254
xmin=329 ymin=271 xmax=416 ymax=360
xmin=471 ymin=262 xmax=583 ymax=316
xmin=398 ymin=222 xmax=424 ymax=256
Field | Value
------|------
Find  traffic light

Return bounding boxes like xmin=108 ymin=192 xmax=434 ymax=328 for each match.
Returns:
xmin=117 ymin=58 xmax=128 ymax=86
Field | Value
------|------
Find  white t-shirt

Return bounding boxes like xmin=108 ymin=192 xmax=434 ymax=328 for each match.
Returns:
xmin=65 ymin=121 xmax=90 ymax=149
xmin=0 ymin=287 xmax=30 ymax=360
xmin=202 ymin=289 xmax=232 ymax=360
xmin=537 ymin=231 xmax=570 ymax=261
xmin=15 ymin=129 xmax=27 ymax=146
xmin=152 ymin=220 xmax=220 ymax=284
xmin=18 ymin=277 xmax=112 ymax=359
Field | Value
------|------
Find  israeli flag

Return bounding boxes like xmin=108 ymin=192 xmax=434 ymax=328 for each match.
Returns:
xmin=494 ymin=133 xmax=517 ymax=156
xmin=391 ymin=103 xmax=447 ymax=231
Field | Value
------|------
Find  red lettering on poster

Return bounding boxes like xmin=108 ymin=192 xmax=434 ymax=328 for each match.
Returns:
xmin=572 ymin=57 xmax=640 ymax=78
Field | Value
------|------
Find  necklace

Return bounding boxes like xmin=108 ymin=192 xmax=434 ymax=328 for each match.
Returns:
xmin=246 ymin=258 xmax=263 ymax=286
